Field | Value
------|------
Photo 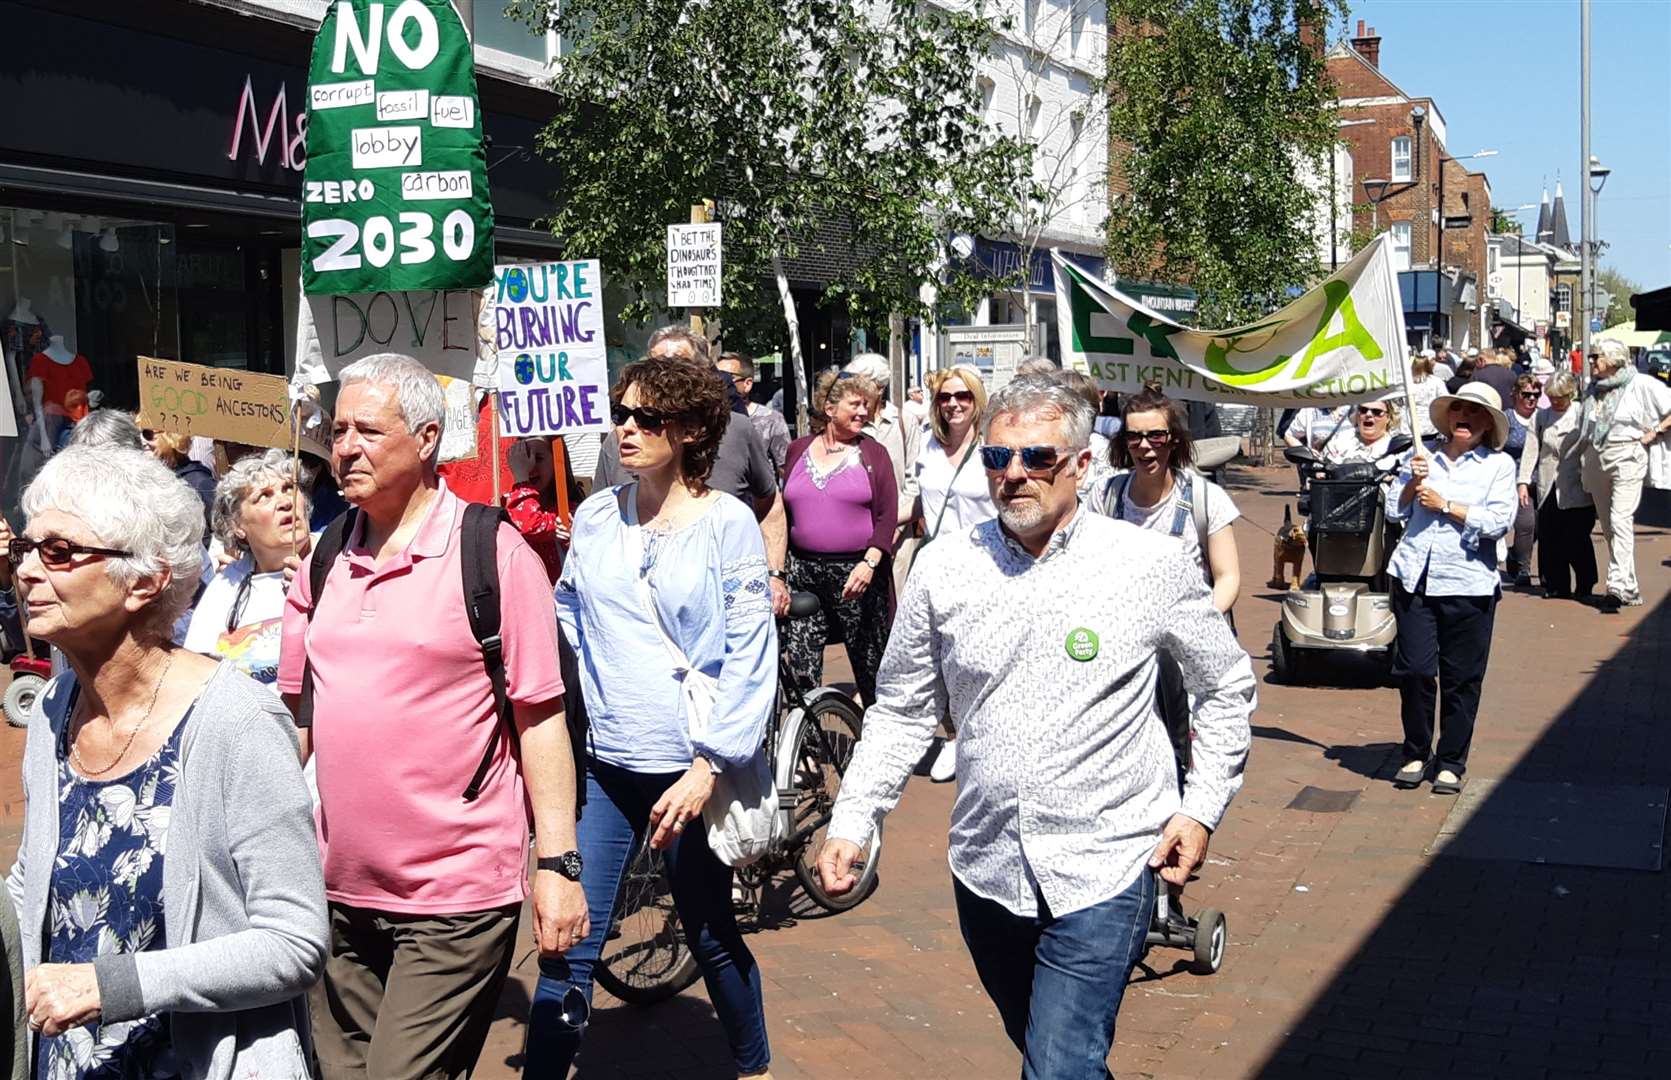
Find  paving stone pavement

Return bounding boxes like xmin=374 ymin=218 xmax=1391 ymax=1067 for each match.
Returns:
xmin=3 ymin=464 xmax=1666 ymax=1079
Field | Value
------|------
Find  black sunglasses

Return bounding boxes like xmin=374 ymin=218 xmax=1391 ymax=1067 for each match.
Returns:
xmin=9 ymin=536 xmax=133 ymax=568
xmin=1357 ymin=406 xmax=1388 ymax=417
xmin=1122 ymin=428 xmax=1172 ymax=445
xmin=610 ymin=403 xmax=682 ymax=432
xmin=935 ymin=390 xmax=975 ymax=406
xmin=1518 ymin=391 xmax=1540 ymax=400
xmin=979 ymin=444 xmax=1072 ymax=474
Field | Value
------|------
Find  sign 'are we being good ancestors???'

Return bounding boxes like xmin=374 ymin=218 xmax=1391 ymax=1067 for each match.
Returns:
xmin=302 ymin=0 xmax=493 ymax=295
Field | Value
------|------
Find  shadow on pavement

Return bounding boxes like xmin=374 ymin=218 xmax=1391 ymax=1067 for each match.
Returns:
xmin=1254 ymin=587 xmax=1671 ymax=1078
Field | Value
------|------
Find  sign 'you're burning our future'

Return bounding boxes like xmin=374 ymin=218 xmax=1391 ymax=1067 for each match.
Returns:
xmin=301 ymin=0 xmax=493 ymax=296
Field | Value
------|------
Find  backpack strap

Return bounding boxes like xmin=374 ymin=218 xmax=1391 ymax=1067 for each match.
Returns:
xmin=295 ymin=508 xmax=360 ymax=729
xmin=1185 ymin=469 xmax=1214 ymax=586
xmin=1109 ymin=473 xmax=1131 ymax=519
xmin=460 ymin=503 xmax=512 ymax=803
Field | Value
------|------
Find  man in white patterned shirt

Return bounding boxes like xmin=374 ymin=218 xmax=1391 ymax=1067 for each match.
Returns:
xmin=818 ymin=376 xmax=1255 ymax=1080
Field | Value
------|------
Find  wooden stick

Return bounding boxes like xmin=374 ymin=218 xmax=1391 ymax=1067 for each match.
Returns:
xmin=490 ymin=390 xmax=503 ymax=505
xmin=552 ymin=435 xmax=571 ymax=527
xmin=291 ymin=397 xmax=305 ymax=554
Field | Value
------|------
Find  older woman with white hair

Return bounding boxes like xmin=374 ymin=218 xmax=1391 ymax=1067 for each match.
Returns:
xmin=1581 ymin=338 xmax=1671 ymax=609
xmin=5 ymin=446 xmax=325 ymax=1079
xmin=185 ymin=448 xmax=313 ymax=684
xmin=1519 ymin=371 xmax=1596 ymax=599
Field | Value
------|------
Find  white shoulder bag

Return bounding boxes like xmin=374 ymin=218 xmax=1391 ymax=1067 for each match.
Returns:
xmin=622 ymin=490 xmax=779 ymax=867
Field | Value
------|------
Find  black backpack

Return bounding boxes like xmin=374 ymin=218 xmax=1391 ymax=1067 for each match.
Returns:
xmin=295 ymin=503 xmax=519 ymax=804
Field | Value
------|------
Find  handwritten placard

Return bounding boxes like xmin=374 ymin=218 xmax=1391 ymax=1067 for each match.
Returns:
xmin=493 ymin=261 xmax=609 ymax=437
xmin=667 ymin=223 xmax=722 ymax=308
xmin=135 ymin=357 xmax=292 ymax=449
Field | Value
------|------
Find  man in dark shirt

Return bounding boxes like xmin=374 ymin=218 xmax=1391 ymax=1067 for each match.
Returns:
xmin=1472 ymin=346 xmax=1519 ymax=405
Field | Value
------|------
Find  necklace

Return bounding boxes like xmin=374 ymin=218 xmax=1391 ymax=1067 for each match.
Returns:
xmin=71 ymin=650 xmax=177 ymax=778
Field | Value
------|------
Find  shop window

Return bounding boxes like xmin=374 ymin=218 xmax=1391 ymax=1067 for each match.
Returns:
xmin=1554 ymin=283 xmax=1571 ymax=313
xmin=1391 ymin=136 xmax=1412 ymax=182
xmin=476 ymin=4 xmax=555 ymax=63
xmin=1390 ymin=222 xmax=1412 ymax=271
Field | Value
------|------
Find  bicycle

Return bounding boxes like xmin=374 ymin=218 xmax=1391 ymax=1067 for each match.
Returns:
xmin=594 ymin=590 xmax=882 ymax=1004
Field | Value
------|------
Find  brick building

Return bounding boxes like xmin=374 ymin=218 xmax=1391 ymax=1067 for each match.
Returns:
xmin=1326 ymin=21 xmax=1494 ymax=349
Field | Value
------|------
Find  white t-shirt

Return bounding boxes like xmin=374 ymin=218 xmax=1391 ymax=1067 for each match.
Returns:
xmin=1320 ymin=426 xmax=1396 ymax=466
xmin=1106 ymin=471 xmax=1240 ymax=578
xmin=914 ymin=434 xmax=996 ymax=538
xmin=184 ymin=558 xmax=290 ymax=685
xmin=1285 ymin=406 xmax=1352 ymax=450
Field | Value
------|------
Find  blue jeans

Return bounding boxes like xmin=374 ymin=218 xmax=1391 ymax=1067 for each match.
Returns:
xmin=523 ymin=758 xmax=769 ymax=1075
xmin=954 ymin=871 xmax=1155 ymax=1080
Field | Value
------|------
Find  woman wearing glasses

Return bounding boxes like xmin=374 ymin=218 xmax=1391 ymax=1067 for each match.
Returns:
xmin=1089 ymin=388 xmax=1241 ymax=615
xmin=5 ymin=446 xmax=325 ymax=1078
xmin=1384 ymin=384 xmax=1518 ymax=795
xmin=1501 ymin=374 xmax=1544 ymax=587
xmin=539 ymin=356 xmax=778 ymax=1078
xmin=1518 ymin=371 xmax=1596 ymax=599
xmin=778 ymin=370 xmax=899 ymax=709
xmin=901 ymin=365 xmax=991 ymax=783
xmin=1320 ymin=399 xmax=1402 ymax=466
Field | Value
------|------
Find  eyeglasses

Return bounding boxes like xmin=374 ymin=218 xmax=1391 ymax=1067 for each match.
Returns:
xmin=1518 ymin=392 xmax=1540 ymax=401
xmin=1122 ymin=428 xmax=1172 ymax=446
xmin=979 ymin=444 xmax=1073 ymax=474
xmin=934 ymin=390 xmax=975 ymax=406
xmin=9 ymin=536 xmax=133 ymax=568
xmin=1357 ymin=407 xmax=1388 ymax=418
xmin=610 ymin=404 xmax=681 ymax=432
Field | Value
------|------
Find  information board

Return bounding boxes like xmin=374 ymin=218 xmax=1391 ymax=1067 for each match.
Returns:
xmin=135 ymin=357 xmax=292 ymax=449
xmin=493 ymin=260 xmax=610 ymax=436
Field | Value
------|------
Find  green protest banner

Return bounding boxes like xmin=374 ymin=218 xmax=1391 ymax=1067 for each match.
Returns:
xmin=301 ymin=0 xmax=493 ymax=295
xmin=1055 ymin=234 xmax=1411 ymax=409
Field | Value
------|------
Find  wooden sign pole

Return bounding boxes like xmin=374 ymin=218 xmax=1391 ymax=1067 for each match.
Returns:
xmin=490 ymin=391 xmax=504 ymax=505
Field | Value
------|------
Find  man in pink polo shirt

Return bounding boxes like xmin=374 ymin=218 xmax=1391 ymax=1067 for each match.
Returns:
xmin=278 ymin=353 xmax=587 ymax=1079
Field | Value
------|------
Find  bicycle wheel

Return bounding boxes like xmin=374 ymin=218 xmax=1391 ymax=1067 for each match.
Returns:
xmin=787 ymin=692 xmax=882 ymax=912
xmin=593 ymin=840 xmax=701 ymax=1005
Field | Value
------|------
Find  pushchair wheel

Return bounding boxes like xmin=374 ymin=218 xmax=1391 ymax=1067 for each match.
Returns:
xmin=1191 ymin=908 xmax=1227 ymax=975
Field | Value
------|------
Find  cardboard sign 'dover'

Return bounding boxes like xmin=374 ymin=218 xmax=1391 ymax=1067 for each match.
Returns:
xmin=136 ymin=357 xmax=293 ymax=449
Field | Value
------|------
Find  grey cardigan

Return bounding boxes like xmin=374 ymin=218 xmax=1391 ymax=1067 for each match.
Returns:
xmin=6 ymin=661 xmax=327 ymax=1080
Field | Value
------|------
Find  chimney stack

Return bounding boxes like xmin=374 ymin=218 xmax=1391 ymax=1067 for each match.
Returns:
xmin=1351 ymin=21 xmax=1382 ymax=69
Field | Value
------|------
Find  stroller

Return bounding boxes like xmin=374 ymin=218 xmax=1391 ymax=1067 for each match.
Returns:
xmin=1142 ymin=655 xmax=1228 ymax=975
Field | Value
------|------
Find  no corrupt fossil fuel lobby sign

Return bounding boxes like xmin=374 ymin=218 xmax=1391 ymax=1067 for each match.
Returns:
xmin=301 ymin=0 xmax=494 ymax=296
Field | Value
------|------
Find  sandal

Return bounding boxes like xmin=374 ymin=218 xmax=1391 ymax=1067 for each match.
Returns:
xmin=1431 ymin=770 xmax=1464 ymax=795
xmin=1392 ymin=760 xmax=1427 ymax=789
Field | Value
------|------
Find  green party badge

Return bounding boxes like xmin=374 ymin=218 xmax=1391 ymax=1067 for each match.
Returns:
xmin=1065 ymin=627 xmax=1100 ymax=662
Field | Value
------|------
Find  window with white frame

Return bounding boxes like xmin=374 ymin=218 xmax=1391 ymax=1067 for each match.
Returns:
xmin=977 ymin=76 xmax=997 ymax=124
xmin=1391 ymin=136 xmax=1412 ymax=182
xmin=1026 ymin=95 xmax=1043 ymax=141
xmin=1024 ymin=0 xmax=1040 ymax=37
xmin=1554 ymin=284 xmax=1572 ymax=312
xmin=1391 ymin=222 xmax=1412 ymax=270
xmin=1067 ymin=114 xmax=1084 ymax=213
xmin=1071 ymin=4 xmax=1086 ymax=56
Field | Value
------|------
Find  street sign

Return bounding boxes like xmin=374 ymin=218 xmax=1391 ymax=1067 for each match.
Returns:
xmin=667 ymin=223 xmax=722 ymax=308
xmin=301 ymin=0 xmax=494 ymax=295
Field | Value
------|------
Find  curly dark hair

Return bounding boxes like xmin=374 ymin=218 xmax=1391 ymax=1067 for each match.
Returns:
xmin=611 ymin=355 xmax=730 ymax=487
xmin=1110 ymin=387 xmax=1195 ymax=475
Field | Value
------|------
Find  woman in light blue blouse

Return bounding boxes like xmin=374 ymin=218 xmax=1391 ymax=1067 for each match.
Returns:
xmin=1384 ymin=383 xmax=1518 ymax=796
xmin=529 ymin=355 xmax=779 ymax=1078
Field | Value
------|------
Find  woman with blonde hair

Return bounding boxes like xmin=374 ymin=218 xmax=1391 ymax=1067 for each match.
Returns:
xmin=140 ymin=427 xmax=214 ymax=525
xmin=775 ymin=370 xmax=898 ymax=707
xmin=909 ymin=365 xmax=992 ymax=545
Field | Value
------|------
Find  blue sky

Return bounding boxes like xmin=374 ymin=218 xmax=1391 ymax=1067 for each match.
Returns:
xmin=1345 ymin=0 xmax=1671 ymax=292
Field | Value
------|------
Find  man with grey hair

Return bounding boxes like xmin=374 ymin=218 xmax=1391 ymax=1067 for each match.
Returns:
xmin=277 ymin=353 xmax=588 ymax=1078
xmin=817 ymin=375 xmax=1254 ymax=1078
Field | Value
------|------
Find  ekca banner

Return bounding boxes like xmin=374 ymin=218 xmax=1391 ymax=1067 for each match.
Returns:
xmin=1055 ymin=234 xmax=1411 ymax=407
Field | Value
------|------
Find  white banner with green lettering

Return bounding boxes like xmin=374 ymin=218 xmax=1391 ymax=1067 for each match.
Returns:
xmin=1054 ymin=234 xmax=1410 ymax=407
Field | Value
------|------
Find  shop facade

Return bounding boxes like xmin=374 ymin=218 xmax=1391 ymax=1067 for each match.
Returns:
xmin=0 ymin=0 xmax=564 ymax=425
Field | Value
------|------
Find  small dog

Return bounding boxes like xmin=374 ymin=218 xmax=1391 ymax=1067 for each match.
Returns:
xmin=1269 ymin=504 xmax=1307 ymax=591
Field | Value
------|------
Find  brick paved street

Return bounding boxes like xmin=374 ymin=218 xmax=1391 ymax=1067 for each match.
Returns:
xmin=3 ymin=464 xmax=1666 ymax=1079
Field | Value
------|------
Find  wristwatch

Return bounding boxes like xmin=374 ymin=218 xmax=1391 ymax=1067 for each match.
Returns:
xmin=536 ymin=850 xmax=584 ymax=881
xmin=863 ymin=554 xmax=882 ymax=570
xmin=768 ymin=569 xmax=786 ymax=580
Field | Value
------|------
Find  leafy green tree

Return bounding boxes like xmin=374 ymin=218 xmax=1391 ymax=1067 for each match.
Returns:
xmin=1104 ymin=0 xmax=1348 ymax=328
xmin=507 ymin=0 xmax=1028 ymax=353
xmin=1597 ymin=266 xmax=1641 ymax=328
xmin=1489 ymin=207 xmax=1522 ymax=236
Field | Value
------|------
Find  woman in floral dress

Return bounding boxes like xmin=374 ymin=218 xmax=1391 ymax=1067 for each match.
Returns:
xmin=6 ymin=446 xmax=325 ymax=1080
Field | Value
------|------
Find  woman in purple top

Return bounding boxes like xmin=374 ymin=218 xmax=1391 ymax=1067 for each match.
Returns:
xmin=778 ymin=370 xmax=898 ymax=706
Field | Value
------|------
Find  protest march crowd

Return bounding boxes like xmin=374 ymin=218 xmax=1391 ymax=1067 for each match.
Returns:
xmin=1 ymin=322 xmax=1669 ymax=1080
